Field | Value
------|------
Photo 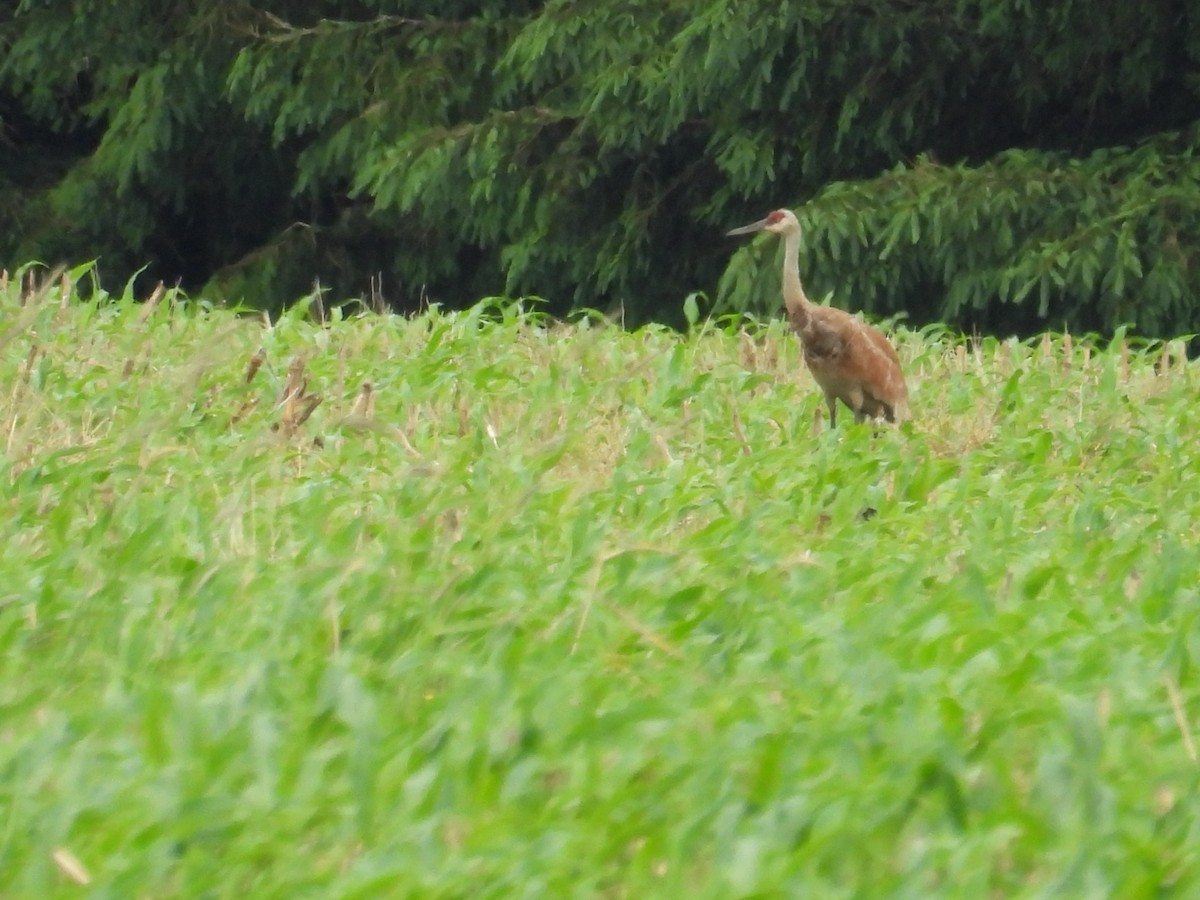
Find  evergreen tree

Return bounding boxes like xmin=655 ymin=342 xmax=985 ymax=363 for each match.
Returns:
xmin=1 ymin=1 xmax=1197 ymax=335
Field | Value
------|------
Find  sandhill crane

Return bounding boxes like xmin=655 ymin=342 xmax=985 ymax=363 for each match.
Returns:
xmin=727 ymin=209 xmax=909 ymax=427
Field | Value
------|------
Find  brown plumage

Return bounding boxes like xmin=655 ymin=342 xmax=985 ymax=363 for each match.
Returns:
xmin=727 ymin=208 xmax=909 ymax=427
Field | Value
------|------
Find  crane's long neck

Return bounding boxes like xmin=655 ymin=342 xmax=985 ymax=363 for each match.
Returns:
xmin=781 ymin=229 xmax=811 ymax=330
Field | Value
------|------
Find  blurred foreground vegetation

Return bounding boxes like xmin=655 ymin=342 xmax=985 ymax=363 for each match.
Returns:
xmin=2 ymin=274 xmax=1199 ymax=894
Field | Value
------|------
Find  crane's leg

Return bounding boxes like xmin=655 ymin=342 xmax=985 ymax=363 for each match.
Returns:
xmin=855 ymin=399 xmax=879 ymax=424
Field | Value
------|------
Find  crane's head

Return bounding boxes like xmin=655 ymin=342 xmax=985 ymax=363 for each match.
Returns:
xmin=726 ymin=208 xmax=800 ymax=238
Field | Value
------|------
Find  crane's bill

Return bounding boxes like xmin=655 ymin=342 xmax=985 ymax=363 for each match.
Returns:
xmin=726 ymin=218 xmax=769 ymax=237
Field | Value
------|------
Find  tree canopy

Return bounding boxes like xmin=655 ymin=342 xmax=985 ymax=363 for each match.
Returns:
xmin=2 ymin=0 xmax=1198 ymax=335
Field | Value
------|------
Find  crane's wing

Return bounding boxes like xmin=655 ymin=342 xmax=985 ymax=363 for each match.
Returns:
xmin=792 ymin=308 xmax=850 ymax=361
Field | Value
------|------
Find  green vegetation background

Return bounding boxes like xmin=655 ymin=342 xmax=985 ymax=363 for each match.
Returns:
xmin=3 ymin=1 xmax=1200 ymax=335
xmin=3 ymin=277 xmax=1199 ymax=894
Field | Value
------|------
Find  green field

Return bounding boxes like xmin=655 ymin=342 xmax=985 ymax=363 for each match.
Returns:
xmin=2 ymin=275 xmax=1198 ymax=897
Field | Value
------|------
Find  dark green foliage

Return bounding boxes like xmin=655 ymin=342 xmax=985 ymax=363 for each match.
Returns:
xmin=1 ymin=0 xmax=1198 ymax=334
xmin=722 ymin=133 xmax=1200 ymax=336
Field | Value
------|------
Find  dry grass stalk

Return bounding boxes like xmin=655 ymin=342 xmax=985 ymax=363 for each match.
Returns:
xmin=1164 ymin=675 xmax=1197 ymax=763
xmin=1 ymin=269 xmax=8 ymax=292
xmin=455 ymin=396 xmax=471 ymax=437
xmin=138 ymin=281 xmax=167 ymax=323
xmin=230 ymin=349 xmax=265 ymax=427
xmin=369 ymin=272 xmax=387 ymax=314
xmin=1040 ymin=332 xmax=1052 ymax=366
xmin=20 ymin=269 xmax=35 ymax=305
xmin=51 ymin=847 xmax=91 ymax=885
xmin=730 ymin=407 xmax=751 ymax=455
xmin=1062 ymin=332 xmax=1073 ymax=373
xmin=59 ymin=271 xmax=71 ymax=310
xmin=763 ymin=335 xmax=780 ymax=372
xmin=1118 ymin=339 xmax=1129 ymax=382
xmin=603 ymin=599 xmax=685 ymax=660
xmin=1156 ymin=341 xmax=1174 ymax=378
xmin=392 ymin=426 xmax=422 ymax=458
xmin=350 ymin=381 xmax=376 ymax=421
xmin=20 ymin=345 xmax=39 ymax=384
xmin=995 ymin=341 xmax=1011 ymax=375
xmin=293 ymin=395 xmax=323 ymax=430
xmin=653 ymin=432 xmax=674 ymax=465
xmin=244 ymin=348 xmax=266 ymax=384
xmin=277 ymin=356 xmax=322 ymax=434
xmin=229 ymin=397 xmax=259 ymax=428
xmin=280 ymin=356 xmax=307 ymax=406
xmin=309 ymin=279 xmax=327 ymax=326
xmin=15 ymin=266 xmax=65 ymax=309
xmin=739 ymin=333 xmax=757 ymax=371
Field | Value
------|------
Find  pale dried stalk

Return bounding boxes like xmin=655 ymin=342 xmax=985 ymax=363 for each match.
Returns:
xmin=1165 ymin=676 xmax=1197 ymax=763
xmin=139 ymin=281 xmax=167 ymax=323
xmin=52 ymin=848 xmax=91 ymax=885
xmin=244 ymin=348 xmax=266 ymax=385
xmin=350 ymin=381 xmax=376 ymax=420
